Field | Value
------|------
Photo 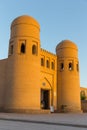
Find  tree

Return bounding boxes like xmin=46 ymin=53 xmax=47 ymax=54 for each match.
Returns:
xmin=80 ymin=91 xmax=86 ymax=100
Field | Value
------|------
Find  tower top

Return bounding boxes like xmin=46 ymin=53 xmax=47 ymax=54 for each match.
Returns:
xmin=10 ymin=15 xmax=40 ymax=39
xmin=11 ymin=15 xmax=40 ymax=30
xmin=56 ymin=40 xmax=78 ymax=58
xmin=56 ymin=40 xmax=78 ymax=51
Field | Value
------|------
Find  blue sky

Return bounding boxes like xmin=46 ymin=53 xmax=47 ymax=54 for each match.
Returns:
xmin=0 ymin=0 xmax=87 ymax=87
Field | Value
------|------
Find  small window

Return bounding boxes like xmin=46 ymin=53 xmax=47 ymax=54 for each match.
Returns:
xmin=46 ymin=60 xmax=50 ymax=68
xmin=60 ymin=63 xmax=64 ymax=70
xmin=21 ymin=43 xmax=26 ymax=53
xmin=69 ymin=62 xmax=73 ymax=70
xmin=51 ymin=62 xmax=55 ymax=70
xmin=32 ymin=45 xmax=37 ymax=55
xmin=76 ymin=63 xmax=79 ymax=71
xmin=10 ymin=45 xmax=13 ymax=54
xmin=41 ymin=58 xmax=44 ymax=66
xmin=9 ymin=45 xmax=13 ymax=55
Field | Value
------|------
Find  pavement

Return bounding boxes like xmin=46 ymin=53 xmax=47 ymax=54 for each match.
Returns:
xmin=0 ymin=112 xmax=87 ymax=128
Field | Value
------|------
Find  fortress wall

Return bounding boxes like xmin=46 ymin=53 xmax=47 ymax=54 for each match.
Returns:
xmin=40 ymin=49 xmax=57 ymax=110
xmin=0 ymin=59 xmax=7 ymax=108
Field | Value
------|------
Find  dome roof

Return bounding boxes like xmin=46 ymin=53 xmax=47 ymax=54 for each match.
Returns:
xmin=56 ymin=40 xmax=78 ymax=50
xmin=11 ymin=15 xmax=40 ymax=29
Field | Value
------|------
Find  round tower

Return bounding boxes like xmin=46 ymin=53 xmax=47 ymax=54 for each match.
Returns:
xmin=56 ymin=40 xmax=81 ymax=112
xmin=5 ymin=15 xmax=41 ymax=112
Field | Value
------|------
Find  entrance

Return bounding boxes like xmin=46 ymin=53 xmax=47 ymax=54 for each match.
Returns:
xmin=41 ymin=89 xmax=50 ymax=109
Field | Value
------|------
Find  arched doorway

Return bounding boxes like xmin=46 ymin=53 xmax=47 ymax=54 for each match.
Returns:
xmin=41 ymin=89 xmax=50 ymax=109
xmin=41 ymin=77 xmax=53 ymax=110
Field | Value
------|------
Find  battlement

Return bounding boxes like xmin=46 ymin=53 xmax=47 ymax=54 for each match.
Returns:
xmin=41 ymin=48 xmax=56 ymax=57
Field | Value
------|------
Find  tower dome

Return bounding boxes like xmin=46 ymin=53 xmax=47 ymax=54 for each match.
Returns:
xmin=56 ymin=40 xmax=78 ymax=58
xmin=56 ymin=40 xmax=78 ymax=50
xmin=10 ymin=15 xmax=40 ymax=39
xmin=11 ymin=15 xmax=40 ymax=29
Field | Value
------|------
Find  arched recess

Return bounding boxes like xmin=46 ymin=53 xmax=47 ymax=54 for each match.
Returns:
xmin=32 ymin=45 xmax=37 ymax=55
xmin=21 ymin=43 xmax=26 ymax=53
xmin=41 ymin=77 xmax=53 ymax=108
xmin=44 ymin=77 xmax=52 ymax=89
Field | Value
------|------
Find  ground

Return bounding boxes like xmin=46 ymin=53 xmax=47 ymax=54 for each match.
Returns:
xmin=0 ymin=113 xmax=87 ymax=130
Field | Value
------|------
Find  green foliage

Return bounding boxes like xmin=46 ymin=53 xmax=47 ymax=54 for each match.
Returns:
xmin=81 ymin=94 xmax=86 ymax=100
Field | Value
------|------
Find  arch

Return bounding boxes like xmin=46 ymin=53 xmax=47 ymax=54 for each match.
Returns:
xmin=81 ymin=91 xmax=85 ymax=96
xmin=46 ymin=60 xmax=50 ymax=68
xmin=60 ymin=63 xmax=64 ymax=70
xmin=80 ymin=90 xmax=86 ymax=100
xmin=21 ymin=43 xmax=26 ymax=53
xmin=32 ymin=45 xmax=37 ymax=55
xmin=76 ymin=63 xmax=79 ymax=71
xmin=43 ymin=77 xmax=53 ymax=106
xmin=44 ymin=77 xmax=52 ymax=90
xmin=69 ymin=62 xmax=73 ymax=70
xmin=51 ymin=61 xmax=55 ymax=70
xmin=41 ymin=58 xmax=44 ymax=66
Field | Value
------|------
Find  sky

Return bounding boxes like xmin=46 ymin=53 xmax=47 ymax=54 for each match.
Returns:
xmin=0 ymin=0 xmax=87 ymax=87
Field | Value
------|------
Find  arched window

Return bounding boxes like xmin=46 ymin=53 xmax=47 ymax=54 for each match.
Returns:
xmin=60 ymin=63 xmax=64 ymax=70
xmin=21 ymin=43 xmax=26 ymax=53
xmin=76 ymin=63 xmax=79 ymax=71
xmin=32 ymin=45 xmax=37 ymax=55
xmin=41 ymin=58 xmax=44 ymax=66
xmin=69 ymin=62 xmax=73 ymax=70
xmin=51 ymin=62 xmax=55 ymax=70
xmin=46 ymin=60 xmax=50 ymax=68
